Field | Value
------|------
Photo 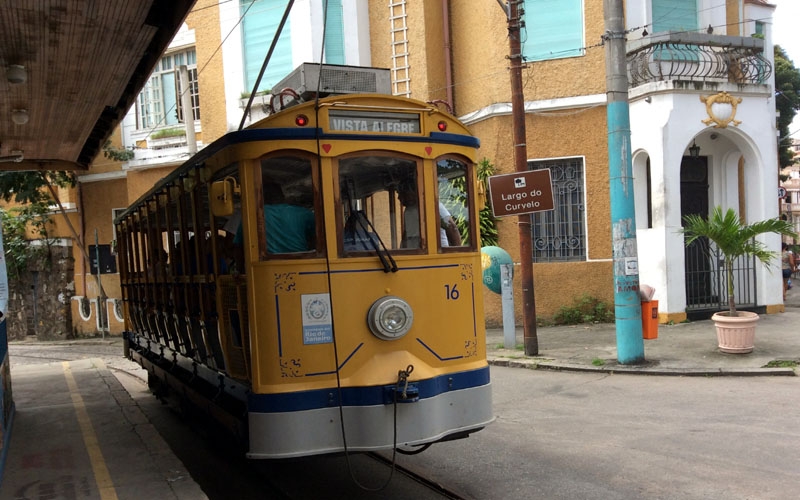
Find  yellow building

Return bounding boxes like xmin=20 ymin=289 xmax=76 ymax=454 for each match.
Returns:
xmin=70 ymin=0 xmax=781 ymax=336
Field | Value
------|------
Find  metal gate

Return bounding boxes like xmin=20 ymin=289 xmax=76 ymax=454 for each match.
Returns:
xmin=684 ymin=237 xmax=757 ymax=316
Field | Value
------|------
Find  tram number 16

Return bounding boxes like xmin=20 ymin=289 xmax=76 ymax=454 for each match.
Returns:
xmin=445 ymin=284 xmax=460 ymax=300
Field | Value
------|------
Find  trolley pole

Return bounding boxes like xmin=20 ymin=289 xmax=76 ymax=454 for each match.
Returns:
xmin=504 ymin=0 xmax=538 ymax=355
xmin=604 ymin=0 xmax=644 ymax=364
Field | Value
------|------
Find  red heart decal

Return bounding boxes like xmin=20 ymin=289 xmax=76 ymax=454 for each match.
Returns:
xmin=425 ymin=146 xmax=432 ymax=156
xmin=322 ymin=144 xmax=332 ymax=153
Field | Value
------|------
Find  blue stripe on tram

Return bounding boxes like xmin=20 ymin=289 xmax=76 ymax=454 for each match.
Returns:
xmin=247 ymin=366 xmax=490 ymax=413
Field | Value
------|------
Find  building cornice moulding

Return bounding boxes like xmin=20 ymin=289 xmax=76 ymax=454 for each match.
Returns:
xmin=459 ymin=94 xmax=607 ymax=126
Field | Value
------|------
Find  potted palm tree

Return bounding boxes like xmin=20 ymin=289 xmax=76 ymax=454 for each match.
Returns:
xmin=681 ymin=206 xmax=798 ymax=353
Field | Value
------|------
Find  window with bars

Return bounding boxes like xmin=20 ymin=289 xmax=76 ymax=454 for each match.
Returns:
xmin=136 ymin=48 xmax=199 ymax=130
xmin=529 ymin=157 xmax=586 ymax=262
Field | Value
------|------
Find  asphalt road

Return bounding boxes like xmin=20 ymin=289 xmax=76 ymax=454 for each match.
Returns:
xmin=395 ymin=366 xmax=800 ymax=499
xmin=8 ymin=343 xmax=800 ymax=499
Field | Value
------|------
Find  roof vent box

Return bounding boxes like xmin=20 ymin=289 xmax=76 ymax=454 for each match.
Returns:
xmin=271 ymin=63 xmax=391 ymax=105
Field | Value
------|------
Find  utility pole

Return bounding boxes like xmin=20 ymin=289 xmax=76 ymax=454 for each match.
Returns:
xmin=502 ymin=0 xmax=538 ymax=355
xmin=604 ymin=0 xmax=645 ymax=364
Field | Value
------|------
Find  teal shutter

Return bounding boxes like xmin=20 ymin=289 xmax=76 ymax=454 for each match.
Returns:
xmin=324 ymin=0 xmax=345 ymax=64
xmin=162 ymin=72 xmax=178 ymax=125
xmin=521 ymin=0 xmax=583 ymax=61
xmin=241 ymin=0 xmax=293 ymax=93
xmin=652 ymin=0 xmax=698 ymax=33
xmin=652 ymin=0 xmax=699 ymax=62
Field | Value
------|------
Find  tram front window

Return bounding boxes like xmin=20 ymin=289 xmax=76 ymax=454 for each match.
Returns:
xmin=339 ymin=155 xmax=420 ymax=253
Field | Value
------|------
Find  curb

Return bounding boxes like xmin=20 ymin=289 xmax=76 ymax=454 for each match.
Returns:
xmin=9 ymin=338 xmax=122 ymax=346
xmin=487 ymin=358 xmax=797 ymax=377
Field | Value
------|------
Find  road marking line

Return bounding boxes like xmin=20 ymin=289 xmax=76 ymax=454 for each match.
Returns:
xmin=62 ymin=361 xmax=119 ymax=500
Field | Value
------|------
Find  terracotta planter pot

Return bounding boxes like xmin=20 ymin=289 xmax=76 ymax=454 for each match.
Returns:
xmin=711 ymin=311 xmax=759 ymax=354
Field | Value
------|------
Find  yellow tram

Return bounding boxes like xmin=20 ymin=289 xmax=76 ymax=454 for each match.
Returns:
xmin=116 ymin=91 xmax=493 ymax=458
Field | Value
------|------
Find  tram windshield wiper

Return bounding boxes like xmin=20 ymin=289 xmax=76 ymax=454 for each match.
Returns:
xmin=353 ymin=211 xmax=397 ymax=273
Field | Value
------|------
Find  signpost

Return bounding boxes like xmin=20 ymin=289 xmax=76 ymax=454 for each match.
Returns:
xmin=488 ymin=170 xmax=555 ymax=217
xmin=779 ymin=186 xmax=787 ymax=199
xmin=486 ymin=170 xmax=555 ymax=351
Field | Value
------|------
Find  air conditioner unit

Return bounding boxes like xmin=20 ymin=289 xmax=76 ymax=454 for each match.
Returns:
xmin=271 ymin=63 xmax=391 ymax=109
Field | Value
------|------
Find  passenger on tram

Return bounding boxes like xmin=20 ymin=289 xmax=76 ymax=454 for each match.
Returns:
xmin=234 ymin=182 xmax=315 ymax=253
xmin=262 ymin=182 xmax=315 ymax=253
xmin=398 ymin=184 xmax=461 ymax=248
xmin=398 ymin=184 xmax=421 ymax=249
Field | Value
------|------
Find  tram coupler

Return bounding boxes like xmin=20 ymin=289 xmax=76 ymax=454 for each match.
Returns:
xmin=385 ymin=384 xmax=419 ymax=403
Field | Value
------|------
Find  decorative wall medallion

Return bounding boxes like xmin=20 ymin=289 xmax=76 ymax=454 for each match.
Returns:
xmin=700 ymin=91 xmax=742 ymax=128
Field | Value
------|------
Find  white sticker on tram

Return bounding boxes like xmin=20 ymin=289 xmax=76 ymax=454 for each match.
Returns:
xmin=301 ymin=293 xmax=333 ymax=344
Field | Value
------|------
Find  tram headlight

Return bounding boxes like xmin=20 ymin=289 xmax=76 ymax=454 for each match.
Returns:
xmin=367 ymin=296 xmax=413 ymax=340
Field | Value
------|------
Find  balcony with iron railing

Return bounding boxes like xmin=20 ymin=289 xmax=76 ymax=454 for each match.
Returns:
xmin=781 ymin=202 xmax=800 ymax=214
xmin=627 ymin=32 xmax=772 ymax=88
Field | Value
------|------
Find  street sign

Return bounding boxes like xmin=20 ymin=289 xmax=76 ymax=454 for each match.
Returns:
xmin=778 ymin=186 xmax=787 ymax=198
xmin=487 ymin=169 xmax=554 ymax=217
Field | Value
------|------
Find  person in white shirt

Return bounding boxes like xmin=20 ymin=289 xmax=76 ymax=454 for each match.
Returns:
xmin=398 ymin=185 xmax=461 ymax=248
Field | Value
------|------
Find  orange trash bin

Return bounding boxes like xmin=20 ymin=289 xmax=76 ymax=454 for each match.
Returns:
xmin=641 ymin=300 xmax=659 ymax=340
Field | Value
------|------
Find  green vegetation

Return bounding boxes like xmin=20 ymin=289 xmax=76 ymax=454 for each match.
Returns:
xmin=591 ymin=358 xmax=606 ymax=367
xmin=774 ymin=45 xmax=800 ymax=171
xmin=0 ymin=203 xmax=55 ymax=279
xmin=0 ymin=171 xmax=78 ymax=279
xmin=494 ymin=343 xmax=525 ymax=351
xmin=763 ymin=360 xmax=798 ymax=368
xmin=0 ymin=171 xmax=75 ymax=205
xmin=552 ymin=293 xmax=615 ymax=325
xmin=474 ymin=158 xmax=498 ymax=247
xmin=681 ymin=206 xmax=797 ymax=316
xmin=443 ymin=157 xmax=498 ymax=247
xmin=240 ymin=89 xmax=271 ymax=99
xmin=102 ymin=140 xmax=135 ymax=162
xmin=150 ymin=127 xmax=186 ymax=140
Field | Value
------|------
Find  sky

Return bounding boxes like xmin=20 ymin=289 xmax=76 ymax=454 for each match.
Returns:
xmin=771 ymin=0 xmax=800 ymax=139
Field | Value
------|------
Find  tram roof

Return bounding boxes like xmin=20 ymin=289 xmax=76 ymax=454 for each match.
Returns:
xmin=115 ymin=94 xmax=480 ymax=224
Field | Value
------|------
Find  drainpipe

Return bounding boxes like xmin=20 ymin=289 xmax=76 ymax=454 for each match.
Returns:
xmin=441 ymin=0 xmax=454 ymax=111
xmin=77 ymin=181 xmax=86 ymax=297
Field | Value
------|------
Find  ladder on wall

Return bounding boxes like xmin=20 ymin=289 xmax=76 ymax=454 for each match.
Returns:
xmin=389 ymin=0 xmax=411 ymax=97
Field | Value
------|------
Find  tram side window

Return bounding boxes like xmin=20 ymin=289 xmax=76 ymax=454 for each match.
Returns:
xmin=257 ymin=156 xmax=317 ymax=256
xmin=339 ymin=155 xmax=420 ymax=252
xmin=437 ymin=157 xmax=473 ymax=249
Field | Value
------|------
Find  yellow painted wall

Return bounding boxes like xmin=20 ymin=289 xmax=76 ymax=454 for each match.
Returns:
xmin=482 ymin=0 xmax=610 ymax=322
xmin=90 ymin=127 xmax=128 ymax=175
xmin=188 ymin=0 xmax=228 ymax=141
xmin=68 ymin=0 xmax=618 ymax=330
xmin=472 ymin=105 xmax=614 ymax=324
xmin=71 ymin=178 xmax=127 ymax=336
xmin=125 ymin=166 xmax=179 ymax=203
xmin=69 ymin=1 xmax=226 ymax=337
xmin=448 ymin=0 xmax=607 ymax=112
xmin=727 ymin=0 xmax=740 ymax=36
xmin=372 ymin=0 xmax=614 ymax=322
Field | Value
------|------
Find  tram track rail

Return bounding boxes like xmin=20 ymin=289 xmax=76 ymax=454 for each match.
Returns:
xmin=365 ymin=452 xmax=467 ymax=499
